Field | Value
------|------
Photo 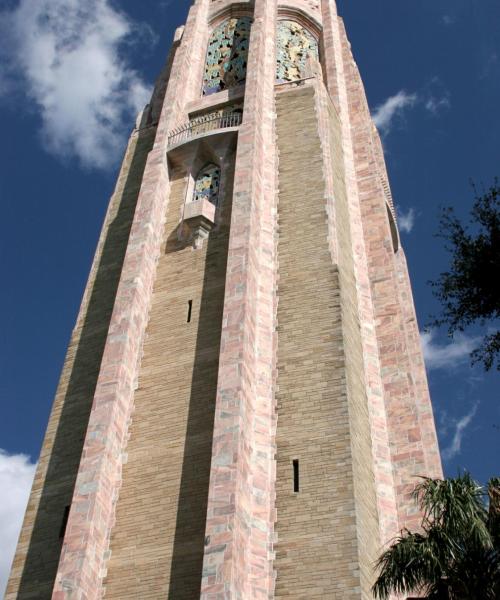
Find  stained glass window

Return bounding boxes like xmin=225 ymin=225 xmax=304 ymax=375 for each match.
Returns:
xmin=193 ymin=164 xmax=221 ymax=206
xmin=276 ymin=20 xmax=319 ymax=83
xmin=202 ymin=17 xmax=252 ymax=96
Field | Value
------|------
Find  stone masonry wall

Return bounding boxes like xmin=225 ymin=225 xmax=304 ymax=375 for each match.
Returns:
xmin=200 ymin=0 xmax=279 ymax=597
xmin=8 ymin=1 xmax=444 ymax=597
xmin=103 ymin=156 xmax=234 ymax=599
xmin=5 ymin=126 xmax=156 ymax=600
xmin=338 ymin=19 xmax=442 ymax=533
xmin=323 ymin=88 xmax=381 ymax=596
xmin=52 ymin=2 xmax=212 ymax=597
xmin=321 ymin=1 xmax=400 ymax=549
xmin=274 ymin=83 xmax=379 ymax=599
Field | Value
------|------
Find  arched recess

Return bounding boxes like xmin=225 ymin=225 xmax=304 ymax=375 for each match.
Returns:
xmin=202 ymin=17 xmax=253 ymax=95
xmin=276 ymin=19 xmax=319 ymax=82
xmin=193 ymin=163 xmax=221 ymax=206
xmin=386 ymin=204 xmax=400 ymax=253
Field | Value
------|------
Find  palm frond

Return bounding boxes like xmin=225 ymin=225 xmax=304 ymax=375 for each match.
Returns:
xmin=373 ymin=474 xmax=498 ymax=600
xmin=414 ymin=474 xmax=491 ymax=547
xmin=372 ymin=532 xmax=441 ymax=599
xmin=488 ymin=477 xmax=500 ymax=548
xmin=448 ymin=545 xmax=500 ymax=599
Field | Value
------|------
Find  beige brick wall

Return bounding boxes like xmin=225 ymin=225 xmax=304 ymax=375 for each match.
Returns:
xmin=325 ymin=94 xmax=381 ymax=596
xmin=274 ymin=85 xmax=379 ymax=599
xmin=103 ymin=156 xmax=234 ymax=599
xmin=6 ymin=127 xmax=155 ymax=600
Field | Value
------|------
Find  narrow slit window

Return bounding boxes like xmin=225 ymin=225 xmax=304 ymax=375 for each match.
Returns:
xmin=59 ymin=505 xmax=70 ymax=539
xmin=187 ymin=300 xmax=193 ymax=323
xmin=293 ymin=459 xmax=299 ymax=493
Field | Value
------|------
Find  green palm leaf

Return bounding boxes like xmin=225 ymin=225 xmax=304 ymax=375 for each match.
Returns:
xmin=372 ymin=473 xmax=499 ymax=600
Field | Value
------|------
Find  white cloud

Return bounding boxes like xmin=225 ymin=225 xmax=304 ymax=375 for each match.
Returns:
xmin=0 ymin=0 xmax=152 ymax=169
xmin=371 ymin=90 xmax=418 ymax=136
xmin=441 ymin=402 xmax=479 ymax=461
xmin=372 ymin=82 xmax=450 ymax=138
xmin=0 ymin=450 xmax=36 ymax=597
xmin=442 ymin=15 xmax=456 ymax=27
xmin=421 ymin=330 xmax=480 ymax=371
xmin=425 ymin=95 xmax=451 ymax=115
xmin=423 ymin=77 xmax=451 ymax=117
xmin=397 ymin=206 xmax=416 ymax=233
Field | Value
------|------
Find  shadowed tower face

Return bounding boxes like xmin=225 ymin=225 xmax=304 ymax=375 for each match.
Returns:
xmin=7 ymin=1 xmax=442 ymax=598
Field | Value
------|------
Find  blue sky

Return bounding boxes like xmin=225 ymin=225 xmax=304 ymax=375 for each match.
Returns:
xmin=0 ymin=0 xmax=498 ymax=592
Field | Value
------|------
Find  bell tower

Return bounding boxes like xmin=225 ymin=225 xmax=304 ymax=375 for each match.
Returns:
xmin=7 ymin=1 xmax=442 ymax=598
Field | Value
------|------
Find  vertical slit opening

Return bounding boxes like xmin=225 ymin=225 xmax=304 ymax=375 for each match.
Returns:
xmin=187 ymin=300 xmax=193 ymax=323
xmin=293 ymin=459 xmax=299 ymax=493
xmin=59 ymin=505 xmax=70 ymax=539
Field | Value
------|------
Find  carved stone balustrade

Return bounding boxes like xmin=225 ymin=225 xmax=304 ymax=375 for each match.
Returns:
xmin=167 ymin=110 xmax=242 ymax=148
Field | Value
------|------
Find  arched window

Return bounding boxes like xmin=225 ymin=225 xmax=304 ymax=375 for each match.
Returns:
xmin=276 ymin=20 xmax=319 ymax=82
xmin=193 ymin=164 xmax=221 ymax=206
xmin=203 ymin=17 xmax=252 ymax=95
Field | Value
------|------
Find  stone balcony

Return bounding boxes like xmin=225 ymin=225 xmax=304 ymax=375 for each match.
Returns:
xmin=167 ymin=110 xmax=242 ymax=149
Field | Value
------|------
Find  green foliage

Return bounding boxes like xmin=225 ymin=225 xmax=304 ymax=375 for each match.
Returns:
xmin=489 ymin=477 xmax=500 ymax=548
xmin=429 ymin=181 xmax=500 ymax=370
xmin=372 ymin=474 xmax=500 ymax=599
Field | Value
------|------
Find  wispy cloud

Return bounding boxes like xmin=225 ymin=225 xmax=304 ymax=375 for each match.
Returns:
xmin=0 ymin=69 xmax=14 ymax=98
xmin=397 ymin=206 xmax=416 ymax=233
xmin=442 ymin=15 xmax=456 ymax=27
xmin=441 ymin=402 xmax=479 ymax=461
xmin=480 ymin=53 xmax=498 ymax=80
xmin=425 ymin=95 xmax=451 ymax=115
xmin=424 ymin=77 xmax=451 ymax=116
xmin=0 ymin=450 xmax=36 ymax=597
xmin=372 ymin=90 xmax=418 ymax=136
xmin=372 ymin=80 xmax=451 ymax=137
xmin=0 ymin=0 xmax=152 ymax=169
xmin=421 ymin=330 xmax=480 ymax=371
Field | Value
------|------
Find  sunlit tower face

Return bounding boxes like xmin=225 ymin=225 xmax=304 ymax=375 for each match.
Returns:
xmin=6 ymin=1 xmax=442 ymax=599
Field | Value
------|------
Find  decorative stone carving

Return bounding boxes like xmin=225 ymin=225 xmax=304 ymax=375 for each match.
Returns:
xmin=276 ymin=20 xmax=319 ymax=82
xmin=183 ymin=163 xmax=220 ymax=249
xmin=203 ymin=17 xmax=252 ymax=95
xmin=183 ymin=198 xmax=216 ymax=250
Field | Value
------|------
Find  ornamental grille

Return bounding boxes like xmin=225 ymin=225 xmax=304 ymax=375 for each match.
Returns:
xmin=276 ymin=20 xmax=319 ymax=82
xmin=203 ymin=17 xmax=252 ymax=95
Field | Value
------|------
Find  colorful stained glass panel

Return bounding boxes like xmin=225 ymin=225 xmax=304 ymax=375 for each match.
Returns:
xmin=276 ymin=20 xmax=319 ymax=82
xmin=203 ymin=17 xmax=252 ymax=95
xmin=193 ymin=164 xmax=221 ymax=206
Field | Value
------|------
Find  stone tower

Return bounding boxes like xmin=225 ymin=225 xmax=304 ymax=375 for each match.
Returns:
xmin=7 ymin=1 xmax=442 ymax=598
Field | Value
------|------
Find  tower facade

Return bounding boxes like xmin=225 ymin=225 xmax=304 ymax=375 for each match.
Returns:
xmin=7 ymin=1 xmax=442 ymax=598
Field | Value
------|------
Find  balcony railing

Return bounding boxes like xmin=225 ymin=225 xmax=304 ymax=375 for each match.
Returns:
xmin=168 ymin=111 xmax=242 ymax=147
